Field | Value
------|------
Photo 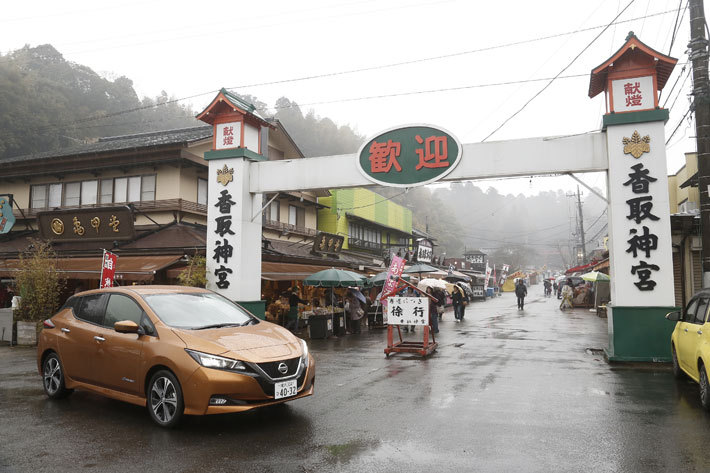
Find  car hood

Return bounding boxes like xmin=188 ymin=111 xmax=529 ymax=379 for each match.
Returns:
xmin=172 ymin=321 xmax=301 ymax=362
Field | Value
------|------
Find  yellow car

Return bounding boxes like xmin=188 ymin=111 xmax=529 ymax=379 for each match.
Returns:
xmin=666 ymin=292 xmax=710 ymax=408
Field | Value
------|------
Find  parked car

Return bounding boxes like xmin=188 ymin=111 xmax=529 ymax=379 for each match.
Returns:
xmin=37 ymin=286 xmax=315 ymax=427
xmin=666 ymin=289 xmax=710 ymax=408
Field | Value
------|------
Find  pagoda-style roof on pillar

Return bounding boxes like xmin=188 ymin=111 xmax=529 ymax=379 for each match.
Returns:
xmin=196 ymin=88 xmax=272 ymax=127
xmin=588 ymin=32 xmax=677 ymax=98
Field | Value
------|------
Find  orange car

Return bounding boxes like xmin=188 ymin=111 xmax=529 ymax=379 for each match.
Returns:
xmin=37 ymin=286 xmax=315 ymax=427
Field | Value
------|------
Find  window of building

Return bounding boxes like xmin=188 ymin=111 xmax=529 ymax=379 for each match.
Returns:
xmin=81 ymin=180 xmax=98 ymax=206
xmin=29 ymin=175 xmax=157 ymax=210
xmin=127 ymin=176 xmax=141 ymax=202
xmin=64 ymin=182 xmax=81 ymax=206
xmin=297 ymin=207 xmax=305 ymax=228
xmin=141 ymin=175 xmax=156 ymax=201
xmin=197 ymin=178 xmax=208 ymax=206
xmin=31 ymin=185 xmax=47 ymax=209
xmin=48 ymin=183 xmax=62 ymax=208
xmin=269 ymin=201 xmax=280 ymax=221
xmin=100 ymin=179 xmax=113 ymax=204
xmin=288 ymin=205 xmax=297 ymax=226
xmin=114 ymin=177 xmax=128 ymax=202
xmin=348 ymin=222 xmax=381 ymax=244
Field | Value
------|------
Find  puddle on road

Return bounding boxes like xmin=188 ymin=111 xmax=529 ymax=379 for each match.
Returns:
xmin=324 ymin=439 xmax=431 ymax=466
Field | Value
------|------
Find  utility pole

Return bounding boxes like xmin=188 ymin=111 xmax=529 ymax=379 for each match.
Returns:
xmin=689 ymin=0 xmax=710 ymax=287
xmin=566 ymin=186 xmax=587 ymax=264
xmin=576 ymin=186 xmax=587 ymax=264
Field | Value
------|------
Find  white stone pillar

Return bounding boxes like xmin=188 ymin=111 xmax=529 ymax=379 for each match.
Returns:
xmin=205 ymin=157 xmax=262 ymax=305
xmin=606 ymin=121 xmax=675 ymax=306
xmin=605 ymin=120 xmax=677 ymax=361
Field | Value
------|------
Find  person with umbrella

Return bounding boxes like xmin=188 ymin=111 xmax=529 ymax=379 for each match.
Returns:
xmin=426 ymin=287 xmax=439 ymax=334
xmin=452 ymin=285 xmax=465 ymax=322
xmin=346 ymin=288 xmax=366 ymax=334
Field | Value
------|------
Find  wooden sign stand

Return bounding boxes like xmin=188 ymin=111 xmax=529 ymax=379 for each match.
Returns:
xmin=381 ymin=278 xmax=438 ymax=358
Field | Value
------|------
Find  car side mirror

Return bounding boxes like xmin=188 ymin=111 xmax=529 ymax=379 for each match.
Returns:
xmin=114 ymin=320 xmax=141 ymax=334
xmin=665 ymin=311 xmax=681 ymax=322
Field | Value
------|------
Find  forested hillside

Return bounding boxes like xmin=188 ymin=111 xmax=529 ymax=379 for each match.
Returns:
xmin=0 ymin=44 xmax=196 ymax=159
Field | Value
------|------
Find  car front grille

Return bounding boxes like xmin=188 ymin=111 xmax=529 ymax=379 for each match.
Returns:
xmin=253 ymin=368 xmax=308 ymax=398
xmin=255 ymin=357 xmax=300 ymax=379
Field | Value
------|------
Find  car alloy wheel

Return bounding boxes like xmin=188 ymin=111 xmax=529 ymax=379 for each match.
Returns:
xmin=42 ymin=353 xmax=72 ymax=399
xmin=700 ymin=364 xmax=710 ymax=410
xmin=148 ymin=370 xmax=183 ymax=428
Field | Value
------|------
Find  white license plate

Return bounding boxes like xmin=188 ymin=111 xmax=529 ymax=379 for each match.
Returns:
xmin=274 ymin=379 xmax=298 ymax=399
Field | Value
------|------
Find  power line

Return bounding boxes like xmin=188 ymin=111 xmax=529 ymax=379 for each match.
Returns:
xmin=481 ymin=0 xmax=638 ymax=142
xmin=0 ymin=7 xmax=677 ymax=140
xmin=666 ymin=105 xmax=693 ymax=144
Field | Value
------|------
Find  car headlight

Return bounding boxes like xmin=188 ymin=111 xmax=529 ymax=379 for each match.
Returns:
xmin=300 ymin=339 xmax=309 ymax=363
xmin=185 ymin=349 xmax=247 ymax=371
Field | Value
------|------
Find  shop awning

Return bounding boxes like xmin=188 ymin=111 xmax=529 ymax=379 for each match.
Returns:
xmin=262 ymin=262 xmax=355 ymax=281
xmin=0 ymin=255 xmax=183 ymax=281
xmin=565 ymin=261 xmax=596 ymax=275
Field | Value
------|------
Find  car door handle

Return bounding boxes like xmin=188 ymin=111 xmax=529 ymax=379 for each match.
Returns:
xmin=94 ymin=336 xmax=106 ymax=342
xmin=61 ymin=328 xmax=70 ymax=333
xmin=699 ymin=330 xmax=703 ymax=335
xmin=685 ymin=328 xmax=689 ymax=332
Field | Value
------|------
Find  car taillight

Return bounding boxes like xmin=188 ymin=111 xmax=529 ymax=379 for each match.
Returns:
xmin=43 ymin=319 xmax=55 ymax=329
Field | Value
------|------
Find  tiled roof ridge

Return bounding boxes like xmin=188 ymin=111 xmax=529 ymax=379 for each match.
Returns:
xmin=98 ymin=125 xmax=211 ymax=142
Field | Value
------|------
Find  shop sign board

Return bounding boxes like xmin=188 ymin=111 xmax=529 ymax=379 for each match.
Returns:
xmin=386 ymin=296 xmax=429 ymax=326
xmin=357 ymin=125 xmax=462 ymax=187
xmin=37 ymin=206 xmax=135 ymax=242
xmin=311 ymin=232 xmax=344 ymax=255
xmin=415 ymin=239 xmax=433 ymax=263
xmin=0 ymin=196 xmax=15 ymax=234
xmin=100 ymin=250 xmax=118 ymax=288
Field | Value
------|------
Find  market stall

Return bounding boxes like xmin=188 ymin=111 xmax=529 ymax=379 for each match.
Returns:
xmin=303 ymin=268 xmax=365 ymax=338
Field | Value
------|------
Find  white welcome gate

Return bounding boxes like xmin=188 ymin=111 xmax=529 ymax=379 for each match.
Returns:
xmin=200 ymin=33 xmax=679 ymax=362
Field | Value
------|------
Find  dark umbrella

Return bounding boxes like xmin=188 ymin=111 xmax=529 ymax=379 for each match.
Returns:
xmin=303 ymin=268 xmax=365 ymax=288
xmin=368 ymin=271 xmax=411 ymax=287
xmin=403 ymin=263 xmax=439 ymax=282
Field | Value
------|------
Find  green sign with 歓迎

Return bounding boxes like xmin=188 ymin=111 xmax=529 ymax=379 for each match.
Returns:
xmin=356 ymin=125 xmax=462 ymax=187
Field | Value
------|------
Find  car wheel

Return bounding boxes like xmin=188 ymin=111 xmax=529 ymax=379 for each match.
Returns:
xmin=42 ymin=352 xmax=72 ymax=399
xmin=671 ymin=345 xmax=684 ymax=379
xmin=147 ymin=370 xmax=184 ymax=428
xmin=700 ymin=363 xmax=710 ymax=410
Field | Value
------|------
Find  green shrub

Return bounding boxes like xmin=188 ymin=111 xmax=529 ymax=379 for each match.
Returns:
xmin=14 ymin=240 xmax=66 ymax=323
xmin=177 ymin=255 xmax=207 ymax=288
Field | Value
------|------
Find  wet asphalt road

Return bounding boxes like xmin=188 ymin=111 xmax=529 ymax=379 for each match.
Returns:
xmin=2 ymin=291 xmax=710 ymax=472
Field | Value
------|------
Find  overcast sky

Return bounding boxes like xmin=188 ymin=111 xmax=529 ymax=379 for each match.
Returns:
xmin=0 ymin=0 xmax=695 ymax=198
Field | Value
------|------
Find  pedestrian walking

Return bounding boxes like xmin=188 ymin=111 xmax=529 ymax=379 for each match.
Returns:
xmin=346 ymin=292 xmax=364 ymax=334
xmin=515 ymin=279 xmax=527 ymax=310
xmin=426 ymin=287 xmax=439 ymax=334
xmin=452 ymin=285 xmax=464 ymax=322
xmin=434 ymin=288 xmax=446 ymax=320
xmin=285 ymin=287 xmax=306 ymax=332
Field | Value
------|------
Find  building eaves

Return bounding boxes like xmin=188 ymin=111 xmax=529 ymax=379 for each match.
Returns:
xmin=0 ymin=125 xmax=212 ymax=165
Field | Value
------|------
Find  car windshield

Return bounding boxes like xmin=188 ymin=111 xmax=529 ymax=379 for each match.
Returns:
xmin=143 ymin=292 xmax=255 ymax=329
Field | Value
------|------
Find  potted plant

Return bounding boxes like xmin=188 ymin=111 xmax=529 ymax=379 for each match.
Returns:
xmin=13 ymin=240 xmax=65 ymax=346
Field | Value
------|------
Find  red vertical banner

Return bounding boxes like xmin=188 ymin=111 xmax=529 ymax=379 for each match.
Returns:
xmin=380 ymin=255 xmax=406 ymax=323
xmin=100 ymin=250 xmax=118 ymax=288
